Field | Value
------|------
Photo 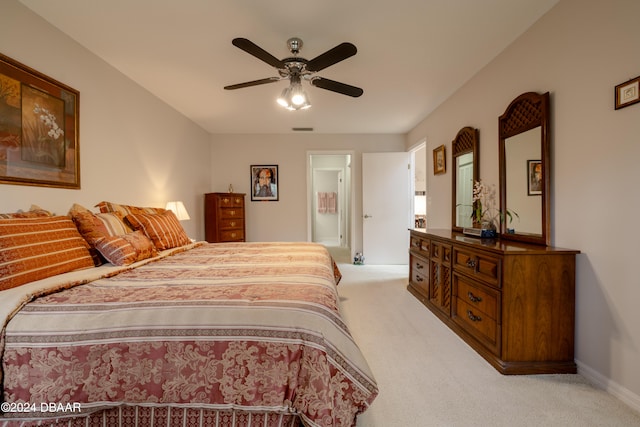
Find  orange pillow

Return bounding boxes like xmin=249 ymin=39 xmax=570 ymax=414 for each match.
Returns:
xmin=0 ymin=206 xmax=52 ymax=219
xmin=125 ymin=210 xmax=191 ymax=251
xmin=0 ymin=216 xmax=95 ymax=291
xmin=95 ymin=201 xmax=165 ymax=216
xmin=94 ymin=231 xmax=158 ymax=266
xmin=69 ymin=204 xmax=132 ymax=246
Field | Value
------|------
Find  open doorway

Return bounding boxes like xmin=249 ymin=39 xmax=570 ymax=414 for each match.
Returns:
xmin=307 ymin=152 xmax=352 ymax=262
xmin=410 ymin=141 xmax=427 ymax=229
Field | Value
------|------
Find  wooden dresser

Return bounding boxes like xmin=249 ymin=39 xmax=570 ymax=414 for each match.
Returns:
xmin=408 ymin=228 xmax=579 ymax=374
xmin=204 ymin=193 xmax=246 ymax=243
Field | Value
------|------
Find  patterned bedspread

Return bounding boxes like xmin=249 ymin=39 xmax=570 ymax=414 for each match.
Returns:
xmin=0 ymin=242 xmax=377 ymax=426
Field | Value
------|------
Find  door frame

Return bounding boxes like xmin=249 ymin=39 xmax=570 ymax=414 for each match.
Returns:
xmin=311 ymin=167 xmax=344 ymax=245
xmin=409 ymin=139 xmax=427 ymax=227
xmin=307 ymin=151 xmax=354 ymax=255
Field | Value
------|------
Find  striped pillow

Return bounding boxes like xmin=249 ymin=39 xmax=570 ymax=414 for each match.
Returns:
xmin=69 ymin=204 xmax=132 ymax=246
xmin=95 ymin=201 xmax=166 ymax=216
xmin=94 ymin=230 xmax=158 ymax=266
xmin=125 ymin=210 xmax=191 ymax=251
xmin=0 ymin=206 xmax=52 ymax=219
xmin=0 ymin=216 xmax=95 ymax=291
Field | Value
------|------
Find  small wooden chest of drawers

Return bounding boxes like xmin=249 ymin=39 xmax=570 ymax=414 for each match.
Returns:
xmin=408 ymin=229 xmax=579 ymax=375
xmin=204 ymin=193 xmax=246 ymax=243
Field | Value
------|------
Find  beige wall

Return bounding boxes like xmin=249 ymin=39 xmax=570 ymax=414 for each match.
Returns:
xmin=407 ymin=0 xmax=640 ymax=409
xmin=0 ymin=1 xmax=211 ymax=239
xmin=209 ymin=133 xmax=405 ymax=249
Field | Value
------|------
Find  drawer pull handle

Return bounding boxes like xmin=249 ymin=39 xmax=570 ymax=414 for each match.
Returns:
xmin=416 ymin=276 xmax=423 ymax=282
xmin=416 ymin=263 xmax=424 ymax=270
xmin=467 ymin=310 xmax=482 ymax=322
xmin=467 ymin=292 xmax=482 ymax=303
xmin=466 ymin=259 xmax=476 ymax=268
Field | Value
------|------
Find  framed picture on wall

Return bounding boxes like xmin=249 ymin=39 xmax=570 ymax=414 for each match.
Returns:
xmin=433 ymin=145 xmax=446 ymax=175
xmin=527 ymin=160 xmax=542 ymax=196
xmin=0 ymin=53 xmax=80 ymax=189
xmin=250 ymin=165 xmax=279 ymax=201
xmin=615 ymin=75 xmax=640 ymax=110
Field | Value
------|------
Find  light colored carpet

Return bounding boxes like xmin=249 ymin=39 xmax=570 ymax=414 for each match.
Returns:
xmin=333 ymin=260 xmax=640 ymax=427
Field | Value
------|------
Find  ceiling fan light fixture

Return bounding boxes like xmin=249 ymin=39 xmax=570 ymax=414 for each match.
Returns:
xmin=277 ymin=83 xmax=311 ymax=110
xmin=290 ymin=84 xmax=307 ymax=106
xmin=276 ymin=87 xmax=291 ymax=107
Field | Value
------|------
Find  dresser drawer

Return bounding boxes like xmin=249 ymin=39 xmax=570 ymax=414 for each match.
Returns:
xmin=218 ymin=195 xmax=244 ymax=208
xmin=219 ymin=207 xmax=244 ymax=219
xmin=410 ymin=255 xmax=429 ymax=295
xmin=219 ymin=218 xmax=243 ymax=230
xmin=453 ymin=298 xmax=500 ymax=355
xmin=410 ymin=235 xmax=430 ymax=258
xmin=220 ymin=229 xmax=244 ymax=241
xmin=453 ymin=273 xmax=499 ymax=322
xmin=453 ymin=247 xmax=501 ymax=288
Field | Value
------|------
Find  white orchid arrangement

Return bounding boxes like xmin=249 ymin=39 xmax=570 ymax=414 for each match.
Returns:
xmin=34 ymin=104 xmax=64 ymax=140
xmin=471 ymin=180 xmax=518 ymax=229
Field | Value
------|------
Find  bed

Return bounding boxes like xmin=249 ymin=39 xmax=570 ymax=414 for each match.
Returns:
xmin=0 ymin=204 xmax=377 ymax=427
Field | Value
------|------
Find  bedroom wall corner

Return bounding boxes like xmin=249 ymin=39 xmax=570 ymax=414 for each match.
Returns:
xmin=404 ymin=0 xmax=640 ymax=412
xmin=209 ymin=133 xmax=405 ymax=251
xmin=0 ymin=0 xmax=211 ymax=240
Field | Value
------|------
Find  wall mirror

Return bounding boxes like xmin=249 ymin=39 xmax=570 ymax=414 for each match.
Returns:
xmin=499 ymin=92 xmax=550 ymax=245
xmin=451 ymin=126 xmax=479 ymax=232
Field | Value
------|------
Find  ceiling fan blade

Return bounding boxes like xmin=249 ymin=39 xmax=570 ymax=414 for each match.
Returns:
xmin=232 ymin=38 xmax=284 ymax=69
xmin=306 ymin=42 xmax=357 ymax=72
xmin=311 ymin=77 xmax=363 ymax=97
xmin=224 ymin=77 xmax=280 ymax=90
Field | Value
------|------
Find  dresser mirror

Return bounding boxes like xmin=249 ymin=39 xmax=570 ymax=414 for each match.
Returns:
xmin=451 ymin=127 xmax=479 ymax=232
xmin=499 ymin=92 xmax=550 ymax=245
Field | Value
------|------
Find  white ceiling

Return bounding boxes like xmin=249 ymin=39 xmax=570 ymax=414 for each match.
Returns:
xmin=20 ymin=0 xmax=558 ymax=135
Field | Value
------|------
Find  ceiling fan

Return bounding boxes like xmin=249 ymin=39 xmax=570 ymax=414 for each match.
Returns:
xmin=224 ymin=37 xmax=363 ymax=110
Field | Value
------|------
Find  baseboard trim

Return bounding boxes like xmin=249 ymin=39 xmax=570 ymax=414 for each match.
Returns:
xmin=577 ymin=360 xmax=640 ymax=414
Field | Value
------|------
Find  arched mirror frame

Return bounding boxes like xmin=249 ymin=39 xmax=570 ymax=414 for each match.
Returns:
xmin=451 ymin=126 xmax=479 ymax=233
xmin=499 ymin=91 xmax=550 ymax=246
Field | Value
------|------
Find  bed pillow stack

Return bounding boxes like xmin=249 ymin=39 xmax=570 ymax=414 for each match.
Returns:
xmin=69 ymin=203 xmax=158 ymax=266
xmin=97 ymin=201 xmax=191 ymax=251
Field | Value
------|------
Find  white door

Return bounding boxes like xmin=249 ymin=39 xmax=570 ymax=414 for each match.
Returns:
xmin=362 ymin=152 xmax=411 ymax=264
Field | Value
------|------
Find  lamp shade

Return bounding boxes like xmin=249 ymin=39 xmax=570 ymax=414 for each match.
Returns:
xmin=165 ymin=201 xmax=191 ymax=221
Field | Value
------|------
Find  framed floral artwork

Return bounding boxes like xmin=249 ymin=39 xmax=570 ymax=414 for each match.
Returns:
xmin=615 ymin=75 xmax=640 ymax=110
xmin=0 ymin=53 xmax=80 ymax=189
xmin=250 ymin=164 xmax=278 ymax=201
xmin=433 ymin=144 xmax=446 ymax=175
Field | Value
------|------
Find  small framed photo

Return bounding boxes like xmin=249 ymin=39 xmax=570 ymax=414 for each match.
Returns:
xmin=250 ymin=165 xmax=278 ymax=201
xmin=527 ymin=160 xmax=542 ymax=196
xmin=615 ymin=75 xmax=640 ymax=110
xmin=433 ymin=145 xmax=446 ymax=175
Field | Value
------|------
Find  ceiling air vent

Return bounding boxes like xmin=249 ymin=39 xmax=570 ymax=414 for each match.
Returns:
xmin=292 ymin=127 xmax=314 ymax=132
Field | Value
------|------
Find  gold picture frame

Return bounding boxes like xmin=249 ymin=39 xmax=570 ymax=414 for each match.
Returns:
xmin=615 ymin=75 xmax=640 ymax=110
xmin=0 ymin=53 xmax=80 ymax=189
xmin=433 ymin=144 xmax=446 ymax=175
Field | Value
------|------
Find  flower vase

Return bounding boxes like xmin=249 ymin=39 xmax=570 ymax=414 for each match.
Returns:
xmin=481 ymin=220 xmax=497 ymax=238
